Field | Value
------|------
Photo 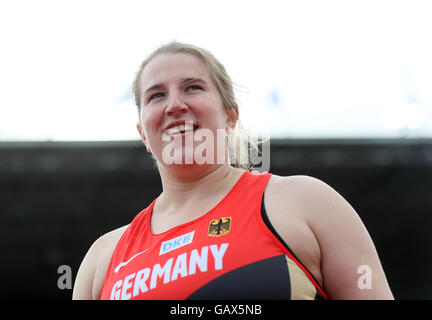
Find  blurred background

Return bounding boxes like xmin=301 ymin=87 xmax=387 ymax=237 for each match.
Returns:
xmin=0 ymin=0 xmax=431 ymax=299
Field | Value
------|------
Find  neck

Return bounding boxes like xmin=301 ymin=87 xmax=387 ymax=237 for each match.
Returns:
xmin=155 ymin=164 xmax=240 ymax=213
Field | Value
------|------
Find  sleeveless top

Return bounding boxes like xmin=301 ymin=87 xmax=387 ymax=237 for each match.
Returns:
xmin=100 ymin=170 xmax=328 ymax=300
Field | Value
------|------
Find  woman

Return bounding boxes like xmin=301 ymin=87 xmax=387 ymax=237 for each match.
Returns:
xmin=72 ymin=41 xmax=394 ymax=300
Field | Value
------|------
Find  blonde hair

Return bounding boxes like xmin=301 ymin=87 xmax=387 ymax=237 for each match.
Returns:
xmin=132 ymin=41 xmax=264 ymax=170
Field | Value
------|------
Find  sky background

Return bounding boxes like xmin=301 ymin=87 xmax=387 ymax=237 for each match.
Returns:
xmin=0 ymin=0 xmax=431 ymax=141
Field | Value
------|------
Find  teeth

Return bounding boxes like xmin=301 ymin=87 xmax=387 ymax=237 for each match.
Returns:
xmin=164 ymin=124 xmax=195 ymax=135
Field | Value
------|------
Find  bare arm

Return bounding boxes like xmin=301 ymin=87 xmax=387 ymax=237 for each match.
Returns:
xmin=72 ymin=225 xmax=128 ymax=300
xmin=285 ymin=176 xmax=394 ymax=299
xmin=72 ymin=237 xmax=100 ymax=300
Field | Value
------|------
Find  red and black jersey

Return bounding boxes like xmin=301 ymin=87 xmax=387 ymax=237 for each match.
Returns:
xmin=100 ymin=170 xmax=328 ymax=300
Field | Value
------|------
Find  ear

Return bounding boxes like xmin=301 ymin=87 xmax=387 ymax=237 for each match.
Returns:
xmin=136 ymin=122 xmax=151 ymax=153
xmin=225 ymin=104 xmax=239 ymax=133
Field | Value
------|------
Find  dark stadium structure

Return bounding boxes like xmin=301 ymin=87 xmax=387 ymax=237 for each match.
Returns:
xmin=1 ymin=138 xmax=431 ymax=299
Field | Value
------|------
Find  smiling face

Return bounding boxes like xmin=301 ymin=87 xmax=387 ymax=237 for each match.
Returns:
xmin=136 ymin=53 xmax=237 ymax=166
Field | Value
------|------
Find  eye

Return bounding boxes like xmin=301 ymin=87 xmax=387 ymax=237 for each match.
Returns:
xmin=148 ymin=92 xmax=165 ymax=102
xmin=185 ymin=85 xmax=203 ymax=92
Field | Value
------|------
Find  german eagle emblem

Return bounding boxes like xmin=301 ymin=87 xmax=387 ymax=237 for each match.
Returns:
xmin=208 ymin=217 xmax=232 ymax=237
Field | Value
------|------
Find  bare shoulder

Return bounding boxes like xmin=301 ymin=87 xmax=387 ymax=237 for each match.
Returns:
xmin=96 ymin=224 xmax=130 ymax=250
xmin=266 ymin=173 xmax=393 ymax=299
xmin=267 ymin=173 xmax=337 ymax=199
xmin=266 ymin=173 xmax=358 ymax=225
xmin=267 ymin=174 xmax=370 ymax=247
xmin=72 ymin=224 xmax=129 ymax=300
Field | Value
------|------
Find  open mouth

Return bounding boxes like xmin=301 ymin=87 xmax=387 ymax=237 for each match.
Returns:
xmin=163 ymin=123 xmax=199 ymax=137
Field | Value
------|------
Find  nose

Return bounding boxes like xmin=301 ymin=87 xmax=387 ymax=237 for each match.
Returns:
xmin=165 ymin=91 xmax=188 ymax=116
